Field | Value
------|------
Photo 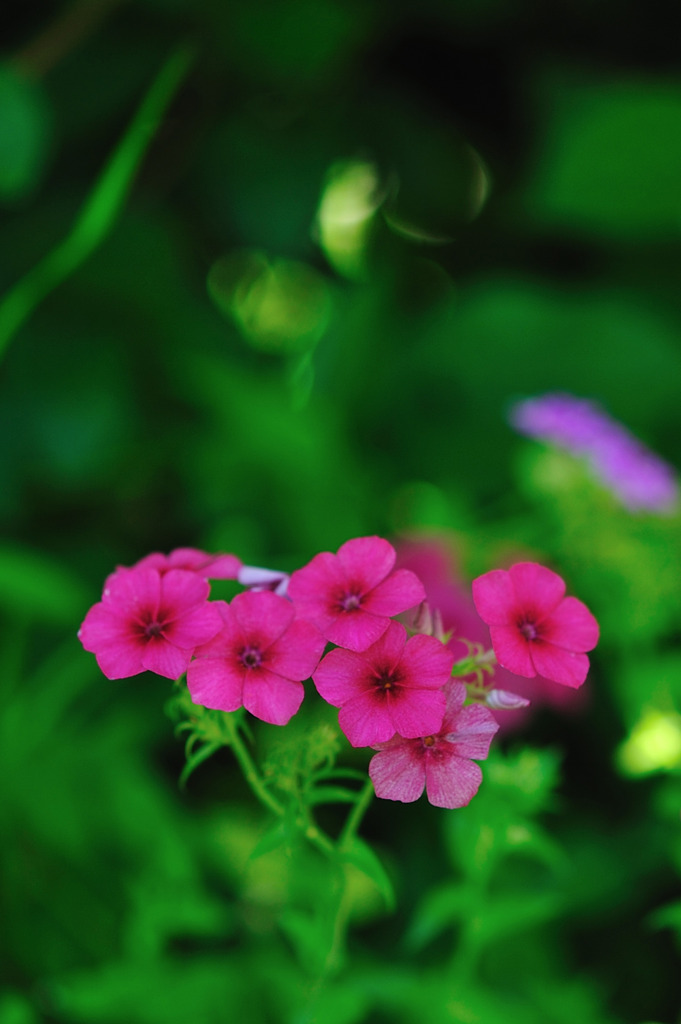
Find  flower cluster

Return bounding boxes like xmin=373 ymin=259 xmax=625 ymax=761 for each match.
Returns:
xmin=510 ymin=392 xmax=678 ymax=513
xmin=79 ymin=537 xmax=598 ymax=809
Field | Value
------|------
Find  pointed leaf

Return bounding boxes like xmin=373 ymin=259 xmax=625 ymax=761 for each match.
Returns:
xmin=340 ymin=836 xmax=395 ymax=910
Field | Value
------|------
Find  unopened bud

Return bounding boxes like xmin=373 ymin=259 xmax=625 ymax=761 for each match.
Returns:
xmin=238 ymin=565 xmax=290 ymax=594
xmin=485 ymin=689 xmax=531 ymax=710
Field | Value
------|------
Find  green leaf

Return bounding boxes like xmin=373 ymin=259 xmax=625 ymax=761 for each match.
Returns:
xmin=0 ymin=45 xmax=194 ymax=357
xmin=178 ymin=741 xmax=222 ymax=790
xmin=405 ymin=882 xmax=474 ymax=951
xmin=278 ymin=908 xmax=327 ymax=974
xmin=340 ymin=836 xmax=395 ymax=911
xmin=249 ymin=820 xmax=290 ymax=861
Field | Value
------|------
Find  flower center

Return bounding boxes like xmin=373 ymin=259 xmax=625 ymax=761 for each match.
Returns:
xmin=375 ymin=667 xmax=400 ymax=692
xmin=519 ymin=620 xmax=538 ymax=641
xmin=240 ymin=646 xmax=262 ymax=669
xmin=144 ymin=621 xmax=164 ymax=639
xmin=422 ymin=735 xmax=436 ymax=747
xmin=339 ymin=592 xmax=361 ymax=612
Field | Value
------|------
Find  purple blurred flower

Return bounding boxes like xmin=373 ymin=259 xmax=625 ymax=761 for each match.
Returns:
xmin=510 ymin=393 xmax=678 ymax=513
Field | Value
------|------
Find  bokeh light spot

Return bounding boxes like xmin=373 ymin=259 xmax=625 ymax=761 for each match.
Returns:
xmin=618 ymin=708 xmax=681 ymax=775
xmin=316 ymin=160 xmax=382 ymax=278
xmin=208 ymin=250 xmax=331 ymax=354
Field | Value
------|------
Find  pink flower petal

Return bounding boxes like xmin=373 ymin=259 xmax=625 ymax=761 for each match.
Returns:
xmin=131 ymin=553 xmax=168 ymax=572
xmin=336 ymin=536 xmax=396 ymax=592
xmin=529 ymin=642 xmax=590 ymax=688
xmin=399 ymin=633 xmax=455 ymax=690
xmin=362 ymin=569 xmax=426 ymax=616
xmin=387 ymin=687 xmax=447 ymax=739
xmin=471 ymin=570 xmax=517 ymax=625
xmin=231 ymin=590 xmax=295 ymax=648
xmin=191 ymin=602 xmax=241 ymax=657
xmin=187 ymin=657 xmax=245 ymax=712
xmin=369 ymin=743 xmax=426 ymax=803
xmin=313 ymin=648 xmax=375 ymax=706
xmin=163 ymin=602 xmax=224 ymax=648
xmin=542 ymin=597 xmax=599 ymax=652
xmin=489 ymin=625 xmax=536 ymax=677
xmin=78 ymin=603 xmax=132 ymax=650
xmin=141 ymin=637 xmax=192 ymax=679
xmin=425 ymin=752 xmax=483 ymax=809
xmin=204 ymin=554 xmax=242 ymax=579
xmin=93 ymin=636 xmax=147 ymax=679
xmin=443 ymin=704 xmax=499 ymax=759
xmin=338 ymin=690 xmax=397 ymax=746
xmin=104 ymin=568 xmax=161 ymax=622
xmin=287 ymin=552 xmax=342 ymax=622
xmin=508 ymin=563 xmax=565 ymax=619
xmin=442 ymin=681 xmax=467 ymax=715
xmin=324 ymin=609 xmax=390 ymax=652
xmin=159 ymin=570 xmax=211 ymax=621
xmin=168 ymin=548 xmax=242 ymax=578
xmin=266 ymin=619 xmax=326 ymax=680
xmin=166 ymin=547 xmax=211 ymax=569
xmin=360 ymin=619 xmax=408 ymax=671
xmin=241 ymin=669 xmax=304 ymax=725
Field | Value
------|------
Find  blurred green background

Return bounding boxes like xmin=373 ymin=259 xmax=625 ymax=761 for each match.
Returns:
xmin=1 ymin=1 xmax=681 ymax=1022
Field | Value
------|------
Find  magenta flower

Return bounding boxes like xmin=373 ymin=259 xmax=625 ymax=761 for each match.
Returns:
xmin=472 ymin=562 xmax=599 ymax=688
xmin=312 ymin=620 xmax=453 ymax=747
xmin=187 ymin=590 xmax=326 ymax=726
xmin=368 ymin=683 xmax=499 ymax=808
xmin=131 ymin=547 xmax=242 ymax=579
xmin=288 ymin=536 xmax=426 ymax=653
xmin=78 ymin=568 xmax=224 ymax=680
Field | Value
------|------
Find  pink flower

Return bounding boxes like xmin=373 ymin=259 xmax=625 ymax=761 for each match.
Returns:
xmin=78 ymin=568 xmax=224 ymax=680
xmin=131 ymin=548 xmax=242 ymax=580
xmin=187 ymin=591 xmax=326 ymax=726
xmin=369 ymin=683 xmax=499 ymax=808
xmin=312 ymin=620 xmax=453 ymax=747
xmin=288 ymin=536 xmax=426 ymax=652
xmin=472 ymin=562 xmax=599 ymax=688
xmin=397 ymin=538 xmax=590 ymax=727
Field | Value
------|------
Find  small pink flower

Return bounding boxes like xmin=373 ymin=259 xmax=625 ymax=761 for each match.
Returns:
xmin=131 ymin=548 xmax=242 ymax=580
xmin=288 ymin=536 xmax=426 ymax=652
xmin=369 ymin=683 xmax=499 ymax=808
xmin=187 ymin=591 xmax=326 ymax=726
xmin=78 ymin=568 xmax=224 ymax=680
xmin=472 ymin=562 xmax=599 ymax=688
xmin=312 ymin=620 xmax=452 ymax=747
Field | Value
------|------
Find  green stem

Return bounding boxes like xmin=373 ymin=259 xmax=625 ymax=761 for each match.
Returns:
xmin=0 ymin=43 xmax=194 ymax=358
xmin=221 ymin=713 xmax=335 ymax=857
xmin=339 ymin=777 xmax=374 ymax=849
xmin=222 ymin=714 xmax=284 ymax=818
xmin=315 ymin=779 xmax=376 ymax=980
